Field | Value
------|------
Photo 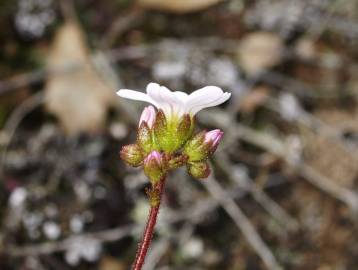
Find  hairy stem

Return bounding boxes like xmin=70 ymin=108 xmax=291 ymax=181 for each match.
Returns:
xmin=132 ymin=176 xmax=166 ymax=270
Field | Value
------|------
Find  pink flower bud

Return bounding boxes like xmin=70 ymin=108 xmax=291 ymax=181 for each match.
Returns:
xmin=144 ymin=151 xmax=165 ymax=183
xmin=184 ymin=130 xmax=223 ymax=162
xmin=144 ymin=150 xmax=162 ymax=165
xmin=204 ymin=129 xmax=224 ymax=151
xmin=139 ymin=106 xmax=156 ymax=128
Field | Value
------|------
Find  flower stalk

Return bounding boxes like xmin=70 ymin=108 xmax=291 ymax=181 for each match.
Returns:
xmin=132 ymin=176 xmax=166 ymax=270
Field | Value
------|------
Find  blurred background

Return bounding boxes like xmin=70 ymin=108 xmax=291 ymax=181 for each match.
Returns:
xmin=1 ymin=0 xmax=358 ymax=269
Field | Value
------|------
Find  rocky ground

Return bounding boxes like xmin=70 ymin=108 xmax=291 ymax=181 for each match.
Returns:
xmin=1 ymin=0 xmax=358 ymax=269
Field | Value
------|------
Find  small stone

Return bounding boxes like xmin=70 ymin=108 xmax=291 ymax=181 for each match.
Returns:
xmin=43 ymin=221 xmax=61 ymax=240
xmin=74 ymin=182 xmax=91 ymax=203
xmin=278 ymin=93 xmax=302 ymax=121
xmin=153 ymin=61 xmax=186 ymax=80
xmin=109 ymin=122 xmax=128 ymax=140
xmin=81 ymin=238 xmax=102 ymax=262
xmin=182 ymin=238 xmax=204 ymax=259
xmin=65 ymin=248 xmax=81 ymax=266
xmin=9 ymin=187 xmax=27 ymax=208
xmin=208 ymin=58 xmax=237 ymax=87
xmin=295 ymin=38 xmax=317 ymax=61
xmin=70 ymin=214 xmax=84 ymax=233
xmin=93 ymin=186 xmax=107 ymax=200
xmin=44 ymin=204 xmax=58 ymax=218
xmin=237 ymin=32 xmax=283 ymax=75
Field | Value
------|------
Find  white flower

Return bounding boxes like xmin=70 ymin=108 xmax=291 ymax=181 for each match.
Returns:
xmin=116 ymin=82 xmax=231 ymax=119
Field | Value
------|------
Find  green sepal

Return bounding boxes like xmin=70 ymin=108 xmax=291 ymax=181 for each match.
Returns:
xmin=120 ymin=144 xmax=144 ymax=167
xmin=187 ymin=161 xmax=210 ymax=179
xmin=153 ymin=110 xmax=176 ymax=153
xmin=137 ymin=122 xmax=152 ymax=154
xmin=183 ymin=131 xmax=210 ymax=162
xmin=153 ymin=111 xmax=195 ymax=153
xmin=176 ymin=114 xmax=194 ymax=148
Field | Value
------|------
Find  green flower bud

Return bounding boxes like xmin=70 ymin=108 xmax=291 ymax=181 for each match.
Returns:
xmin=143 ymin=151 xmax=166 ymax=184
xmin=183 ymin=131 xmax=210 ymax=162
xmin=120 ymin=144 xmax=144 ymax=167
xmin=187 ymin=161 xmax=210 ymax=179
xmin=184 ymin=129 xmax=224 ymax=162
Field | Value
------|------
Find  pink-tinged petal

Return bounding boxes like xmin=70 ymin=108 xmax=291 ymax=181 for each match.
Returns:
xmin=143 ymin=150 xmax=165 ymax=182
xmin=213 ymin=132 xmax=224 ymax=146
xmin=204 ymin=129 xmax=224 ymax=151
xmin=204 ymin=129 xmax=221 ymax=143
xmin=152 ymin=151 xmax=162 ymax=162
xmin=146 ymin=106 xmax=156 ymax=128
xmin=139 ymin=105 xmax=156 ymax=128
xmin=144 ymin=150 xmax=162 ymax=164
xmin=116 ymin=89 xmax=157 ymax=107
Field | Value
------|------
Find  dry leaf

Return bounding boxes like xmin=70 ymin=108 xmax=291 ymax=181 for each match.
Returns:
xmin=45 ymin=22 xmax=116 ymax=135
xmin=295 ymin=38 xmax=317 ymax=61
xmin=137 ymin=0 xmax=224 ymax=13
xmin=302 ymin=123 xmax=357 ymax=188
xmin=237 ymin=32 xmax=283 ymax=76
xmin=239 ymin=86 xmax=270 ymax=114
xmin=99 ymin=256 xmax=126 ymax=270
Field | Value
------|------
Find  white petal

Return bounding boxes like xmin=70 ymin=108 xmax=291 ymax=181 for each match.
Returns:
xmin=146 ymin=82 xmax=161 ymax=95
xmin=147 ymin=83 xmax=183 ymax=117
xmin=173 ymin=91 xmax=189 ymax=116
xmin=191 ymin=93 xmax=231 ymax=115
xmin=116 ymin=89 xmax=157 ymax=106
xmin=146 ymin=83 xmax=171 ymax=115
xmin=173 ymin=91 xmax=189 ymax=102
xmin=117 ymin=83 xmax=230 ymax=118
xmin=186 ymin=86 xmax=230 ymax=115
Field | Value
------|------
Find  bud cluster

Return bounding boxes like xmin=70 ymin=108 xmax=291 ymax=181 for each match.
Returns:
xmin=120 ymin=106 xmax=224 ymax=184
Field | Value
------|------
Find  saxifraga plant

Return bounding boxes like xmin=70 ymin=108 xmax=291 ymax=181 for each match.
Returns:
xmin=117 ymin=82 xmax=231 ymax=270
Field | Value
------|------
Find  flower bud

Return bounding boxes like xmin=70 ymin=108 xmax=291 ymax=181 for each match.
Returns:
xmin=120 ymin=144 xmax=143 ymax=167
xmin=183 ymin=131 xmax=209 ymax=162
xmin=204 ymin=129 xmax=224 ymax=154
xmin=187 ymin=161 xmax=210 ymax=179
xmin=139 ymin=106 xmax=156 ymax=128
xmin=143 ymin=151 xmax=166 ymax=184
xmin=184 ymin=129 xmax=224 ymax=162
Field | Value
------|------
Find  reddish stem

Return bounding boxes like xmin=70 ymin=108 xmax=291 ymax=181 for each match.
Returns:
xmin=132 ymin=177 xmax=166 ymax=270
